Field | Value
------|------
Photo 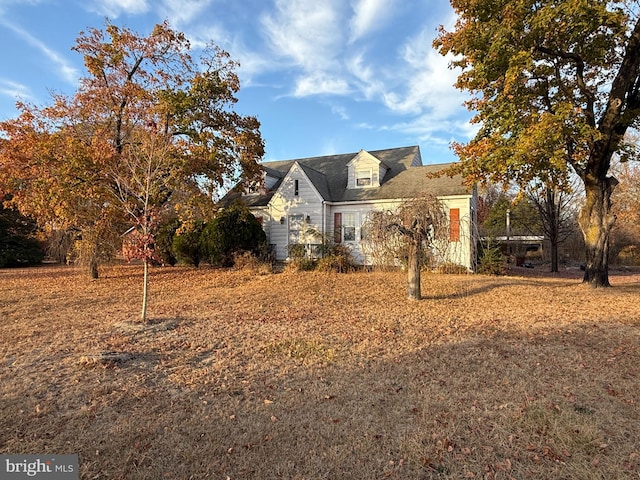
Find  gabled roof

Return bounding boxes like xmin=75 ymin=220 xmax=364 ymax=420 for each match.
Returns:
xmin=223 ymin=145 xmax=470 ymax=206
xmin=298 ymin=163 xmax=331 ymax=200
xmin=262 ymin=165 xmax=284 ymax=179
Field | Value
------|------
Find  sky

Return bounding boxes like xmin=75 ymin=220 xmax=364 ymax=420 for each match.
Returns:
xmin=0 ymin=0 xmax=476 ymax=165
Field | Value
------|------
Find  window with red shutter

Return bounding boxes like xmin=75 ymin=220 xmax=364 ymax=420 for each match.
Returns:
xmin=334 ymin=213 xmax=342 ymax=243
xmin=450 ymin=208 xmax=460 ymax=242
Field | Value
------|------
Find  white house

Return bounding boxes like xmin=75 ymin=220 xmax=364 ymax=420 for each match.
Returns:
xmin=225 ymin=146 xmax=478 ymax=270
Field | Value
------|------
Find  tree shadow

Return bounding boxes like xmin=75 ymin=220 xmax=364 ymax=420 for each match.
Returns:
xmin=420 ymin=276 xmax=577 ymax=300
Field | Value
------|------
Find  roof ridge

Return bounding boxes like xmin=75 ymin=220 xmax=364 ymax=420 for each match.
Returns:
xmin=259 ymin=145 xmax=419 ymax=165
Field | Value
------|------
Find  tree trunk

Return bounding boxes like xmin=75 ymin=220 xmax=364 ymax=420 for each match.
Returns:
xmin=546 ymin=189 xmax=559 ymax=273
xmin=406 ymin=237 xmax=422 ymax=300
xmin=89 ymin=258 xmax=99 ymax=279
xmin=578 ymin=176 xmax=617 ymax=287
xmin=550 ymin=240 xmax=558 ymax=273
xmin=141 ymin=258 xmax=149 ymax=323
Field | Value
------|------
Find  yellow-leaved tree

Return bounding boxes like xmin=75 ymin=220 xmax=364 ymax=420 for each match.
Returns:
xmin=435 ymin=0 xmax=640 ymax=287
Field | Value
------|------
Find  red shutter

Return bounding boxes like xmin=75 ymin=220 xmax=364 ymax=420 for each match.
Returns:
xmin=450 ymin=208 xmax=460 ymax=242
xmin=334 ymin=213 xmax=342 ymax=243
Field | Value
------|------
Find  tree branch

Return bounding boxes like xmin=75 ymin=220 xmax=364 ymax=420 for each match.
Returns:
xmin=536 ymin=45 xmax=596 ymax=127
xmin=600 ymin=16 xmax=640 ymax=135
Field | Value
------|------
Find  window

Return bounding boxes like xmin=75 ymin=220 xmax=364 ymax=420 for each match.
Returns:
xmin=356 ymin=169 xmax=371 ymax=187
xmin=335 ymin=212 xmax=360 ymax=242
xmin=294 ymin=179 xmax=299 ymax=196
xmin=343 ymin=213 xmax=356 ymax=241
xmin=449 ymin=208 xmax=460 ymax=242
xmin=246 ymin=181 xmax=263 ymax=194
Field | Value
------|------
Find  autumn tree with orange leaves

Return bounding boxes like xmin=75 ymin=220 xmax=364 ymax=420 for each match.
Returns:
xmin=0 ymin=21 xmax=264 ymax=285
xmin=435 ymin=0 xmax=640 ymax=287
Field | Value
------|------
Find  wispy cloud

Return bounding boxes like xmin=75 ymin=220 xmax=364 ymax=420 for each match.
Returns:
xmin=261 ymin=0 xmax=345 ymax=72
xmin=0 ymin=19 xmax=79 ymax=85
xmin=233 ymin=46 xmax=278 ymax=86
xmin=382 ymin=27 xmax=466 ymax=118
xmin=0 ymin=0 xmax=42 ymax=14
xmin=376 ymin=23 xmax=477 ymax=146
xmin=86 ymin=0 xmax=150 ymax=17
xmin=346 ymin=52 xmax=385 ymax=101
xmin=152 ymin=0 xmax=467 ymax=139
xmin=293 ymin=73 xmax=350 ymax=97
xmin=158 ymin=0 xmax=213 ymax=28
xmin=259 ymin=0 xmax=360 ymax=98
xmin=390 ymin=113 xmax=474 ymax=142
xmin=0 ymin=78 xmax=34 ymax=102
xmin=186 ymin=21 xmax=277 ymax=87
xmin=330 ymin=103 xmax=350 ymax=120
xmin=348 ymin=0 xmax=396 ymax=43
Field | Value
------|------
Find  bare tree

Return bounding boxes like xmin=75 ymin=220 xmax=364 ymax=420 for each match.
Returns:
xmin=363 ymin=194 xmax=448 ymax=300
xmin=112 ymin=129 xmax=176 ymax=323
xmin=526 ymin=179 xmax=582 ymax=272
xmin=611 ymin=161 xmax=640 ymax=264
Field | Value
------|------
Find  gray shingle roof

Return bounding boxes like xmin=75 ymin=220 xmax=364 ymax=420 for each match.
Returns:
xmin=224 ymin=146 xmax=470 ymax=206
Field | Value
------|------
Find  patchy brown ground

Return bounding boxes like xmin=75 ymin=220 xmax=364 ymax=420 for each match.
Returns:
xmin=1 ymin=264 xmax=639 ymax=479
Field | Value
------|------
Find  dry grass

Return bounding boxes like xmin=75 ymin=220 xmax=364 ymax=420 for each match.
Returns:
xmin=1 ymin=263 xmax=639 ymax=479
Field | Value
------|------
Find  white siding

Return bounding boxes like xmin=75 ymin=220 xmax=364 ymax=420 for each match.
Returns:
xmin=263 ymin=163 xmax=324 ymax=260
xmin=410 ymin=149 xmax=423 ymax=167
xmin=378 ymin=164 xmax=389 ymax=183
xmin=265 ymin=173 xmax=280 ymax=190
xmin=327 ymin=194 xmax=476 ymax=269
xmin=438 ymin=196 xmax=476 ymax=270
xmin=249 ymin=152 xmax=477 ymax=269
xmin=329 ymin=201 xmax=401 ymax=264
xmin=347 ymin=150 xmax=383 ymax=188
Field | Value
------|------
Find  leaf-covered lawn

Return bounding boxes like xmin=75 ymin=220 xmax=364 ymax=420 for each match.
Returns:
xmin=1 ymin=264 xmax=639 ymax=479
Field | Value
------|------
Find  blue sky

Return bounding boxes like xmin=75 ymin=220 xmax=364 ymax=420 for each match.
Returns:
xmin=0 ymin=0 xmax=475 ymax=165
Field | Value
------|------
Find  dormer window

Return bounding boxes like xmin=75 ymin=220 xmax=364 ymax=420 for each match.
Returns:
xmin=348 ymin=151 xmax=386 ymax=189
xmin=246 ymin=181 xmax=264 ymax=195
xmin=356 ymin=169 xmax=372 ymax=187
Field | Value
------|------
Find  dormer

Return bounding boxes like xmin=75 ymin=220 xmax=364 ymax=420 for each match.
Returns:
xmin=346 ymin=150 xmax=389 ymax=189
xmin=245 ymin=166 xmax=282 ymax=195
xmin=263 ymin=166 xmax=282 ymax=190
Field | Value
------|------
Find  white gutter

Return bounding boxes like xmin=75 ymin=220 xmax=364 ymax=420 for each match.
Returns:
xmin=322 ymin=201 xmax=327 ymax=240
xmin=324 ymin=193 xmax=472 ymax=207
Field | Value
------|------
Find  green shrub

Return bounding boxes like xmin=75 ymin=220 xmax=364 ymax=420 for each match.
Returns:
xmin=285 ymin=244 xmax=315 ymax=271
xmin=295 ymin=258 xmax=317 ymax=271
xmin=0 ymin=234 xmax=45 ymax=267
xmin=155 ymin=218 xmax=180 ymax=266
xmin=287 ymin=243 xmax=306 ymax=261
xmin=173 ymin=220 xmax=205 ymax=267
xmin=477 ymin=241 xmax=506 ymax=275
xmin=0 ymin=204 xmax=44 ymax=267
xmin=201 ymin=202 xmax=267 ymax=267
